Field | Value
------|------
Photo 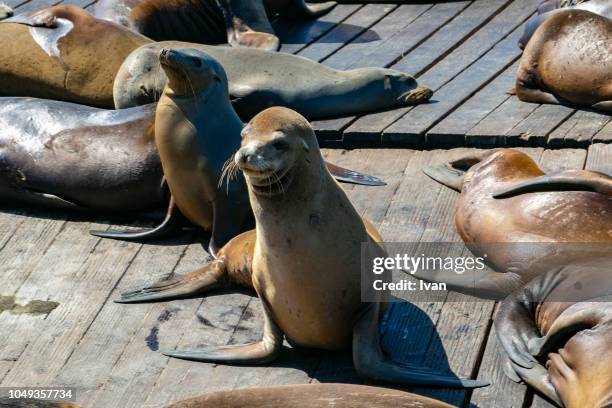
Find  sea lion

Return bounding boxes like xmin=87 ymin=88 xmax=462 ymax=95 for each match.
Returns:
xmin=120 ymin=106 xmax=486 ymax=389
xmin=495 ymin=258 xmax=612 ymax=408
xmin=420 ymin=148 xmax=612 ymax=299
xmin=165 ymin=383 xmax=454 ymax=408
xmin=0 ymin=7 xmax=431 ymax=119
xmin=515 ymin=9 xmax=612 ymax=112
xmin=95 ymin=0 xmax=336 ymax=51
xmin=83 ymin=48 xmax=384 ymax=252
xmin=519 ymin=0 xmax=612 ymax=49
xmin=114 ymin=41 xmax=432 ymax=118
xmin=0 ymin=5 xmax=150 ymax=108
xmin=0 ymin=2 xmax=12 ymax=20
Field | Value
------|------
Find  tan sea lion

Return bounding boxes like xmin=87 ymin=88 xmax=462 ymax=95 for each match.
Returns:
xmin=90 ymin=48 xmax=385 ymax=253
xmin=519 ymin=0 xmax=612 ymax=49
xmin=0 ymin=5 xmax=150 ymax=108
xmin=113 ymin=41 xmax=432 ymax=118
xmin=495 ymin=258 xmax=612 ymax=408
xmin=515 ymin=9 xmax=612 ymax=112
xmin=421 ymin=148 xmax=612 ymax=299
xmin=95 ymin=0 xmax=337 ymax=51
xmin=121 ymin=106 xmax=486 ymax=389
xmin=164 ymin=383 xmax=455 ymax=408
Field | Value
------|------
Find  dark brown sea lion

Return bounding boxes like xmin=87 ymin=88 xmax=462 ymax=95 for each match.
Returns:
xmin=113 ymin=41 xmax=432 ymax=118
xmin=495 ymin=258 xmax=612 ymax=408
xmin=0 ymin=5 xmax=150 ymax=108
xmin=515 ymin=9 xmax=612 ymax=112
xmin=519 ymin=0 xmax=612 ymax=49
xmin=421 ymin=148 xmax=612 ymax=299
xmin=0 ymin=94 xmax=381 ymax=254
xmin=95 ymin=0 xmax=336 ymax=51
xmin=164 ymin=383 xmax=455 ymax=408
xmin=121 ymin=106 xmax=486 ymax=389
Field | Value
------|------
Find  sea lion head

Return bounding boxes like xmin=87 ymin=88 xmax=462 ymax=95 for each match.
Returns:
xmin=158 ymin=48 xmax=227 ymax=98
xmin=114 ymin=44 xmax=167 ymax=108
xmin=234 ymin=107 xmax=320 ymax=197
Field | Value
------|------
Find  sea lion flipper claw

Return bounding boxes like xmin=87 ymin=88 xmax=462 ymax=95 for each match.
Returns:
xmin=164 ymin=302 xmax=283 ymax=364
xmin=91 ymin=198 xmax=185 ymax=241
xmin=116 ymin=260 xmax=227 ymax=304
xmin=493 ymin=169 xmax=612 ymax=198
xmin=352 ymin=303 xmax=489 ymax=389
xmin=325 ymin=162 xmax=386 ymax=186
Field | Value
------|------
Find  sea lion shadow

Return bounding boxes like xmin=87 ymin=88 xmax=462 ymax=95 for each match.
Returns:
xmin=277 ymin=21 xmax=380 ymax=44
xmin=268 ymin=299 xmax=463 ymax=400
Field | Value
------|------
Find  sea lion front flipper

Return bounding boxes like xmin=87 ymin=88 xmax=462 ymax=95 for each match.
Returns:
xmin=90 ymin=197 xmax=187 ymax=241
xmin=592 ymin=100 xmax=612 ymax=112
xmin=325 ymin=162 xmax=386 ymax=186
xmin=162 ymin=301 xmax=283 ymax=364
xmin=116 ymin=259 xmax=227 ymax=304
xmin=423 ymin=151 xmax=496 ymax=191
xmin=511 ymin=362 xmax=562 ymax=405
xmin=493 ymin=169 xmax=612 ymax=198
xmin=352 ymin=303 xmax=489 ymax=389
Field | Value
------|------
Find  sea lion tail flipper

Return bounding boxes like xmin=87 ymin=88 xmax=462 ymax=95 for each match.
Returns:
xmin=352 ymin=303 xmax=489 ymax=389
xmin=163 ymin=302 xmax=283 ymax=364
xmin=90 ymin=198 xmax=186 ymax=241
xmin=493 ymin=169 xmax=612 ymax=198
xmin=423 ymin=151 xmax=496 ymax=191
xmin=325 ymin=161 xmax=386 ymax=186
xmin=116 ymin=259 xmax=227 ymax=304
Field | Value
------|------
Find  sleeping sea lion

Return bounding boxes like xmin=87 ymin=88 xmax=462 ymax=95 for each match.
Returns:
xmin=113 ymin=41 xmax=432 ymax=118
xmin=420 ymin=148 xmax=612 ymax=299
xmin=118 ymin=106 xmax=487 ymax=389
xmin=515 ymin=9 xmax=612 ymax=112
xmin=95 ymin=0 xmax=336 ymax=51
xmin=495 ymin=258 xmax=612 ymax=408
xmin=519 ymin=0 xmax=612 ymax=49
xmin=0 ymin=7 xmax=431 ymax=119
xmin=165 ymin=383 xmax=454 ymax=408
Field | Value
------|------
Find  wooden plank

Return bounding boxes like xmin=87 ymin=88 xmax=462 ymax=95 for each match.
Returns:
xmin=0 ymin=221 xmax=141 ymax=387
xmin=298 ymin=4 xmax=397 ymax=63
xmin=345 ymin=0 xmax=536 ymax=143
xmin=548 ymin=110 xmax=612 ymax=147
xmin=504 ymin=104 xmax=575 ymax=146
xmin=586 ymin=143 xmax=612 ymax=174
xmin=13 ymin=0 xmax=59 ymax=13
xmin=592 ymin=119 xmax=612 ymax=144
xmin=276 ymin=4 xmax=361 ymax=54
xmin=322 ymin=3 xmax=434 ymax=70
xmin=428 ymin=61 xmax=517 ymax=143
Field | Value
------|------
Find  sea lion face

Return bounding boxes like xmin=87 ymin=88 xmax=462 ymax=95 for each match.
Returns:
xmin=547 ymin=321 xmax=612 ymax=408
xmin=235 ymin=107 xmax=314 ymax=197
xmin=113 ymin=45 xmax=166 ymax=108
xmin=159 ymin=48 xmax=226 ymax=97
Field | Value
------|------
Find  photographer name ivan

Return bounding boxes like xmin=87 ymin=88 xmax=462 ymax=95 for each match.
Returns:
xmin=372 ymin=279 xmax=446 ymax=292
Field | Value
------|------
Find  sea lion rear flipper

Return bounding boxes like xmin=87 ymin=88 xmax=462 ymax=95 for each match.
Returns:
xmin=163 ymin=301 xmax=283 ymax=364
xmin=493 ymin=169 xmax=612 ymax=198
xmin=326 ymin=162 xmax=386 ymax=186
xmin=90 ymin=197 xmax=186 ymax=241
xmin=352 ymin=303 xmax=489 ymax=389
xmin=116 ymin=258 xmax=227 ymax=304
xmin=423 ymin=151 xmax=496 ymax=191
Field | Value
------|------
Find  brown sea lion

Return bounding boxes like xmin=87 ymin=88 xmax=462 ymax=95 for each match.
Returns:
xmin=113 ymin=41 xmax=432 ymax=118
xmin=519 ymin=0 xmax=612 ymax=49
xmin=87 ymin=49 xmax=385 ymax=253
xmin=164 ymin=383 xmax=455 ymax=408
xmin=495 ymin=258 xmax=612 ymax=408
xmin=0 ymin=7 xmax=431 ymax=119
xmin=121 ymin=106 xmax=486 ymax=389
xmin=515 ymin=9 xmax=612 ymax=112
xmin=0 ymin=5 xmax=150 ymax=108
xmin=421 ymin=148 xmax=612 ymax=299
xmin=95 ymin=0 xmax=336 ymax=51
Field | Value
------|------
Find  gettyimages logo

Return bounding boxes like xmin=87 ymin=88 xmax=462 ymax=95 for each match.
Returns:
xmin=372 ymin=253 xmax=487 ymax=275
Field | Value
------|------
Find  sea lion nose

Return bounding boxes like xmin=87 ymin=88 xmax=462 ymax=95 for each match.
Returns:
xmin=159 ymin=49 xmax=170 ymax=59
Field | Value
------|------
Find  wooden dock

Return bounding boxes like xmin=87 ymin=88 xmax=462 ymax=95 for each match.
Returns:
xmin=0 ymin=1 xmax=610 ymax=407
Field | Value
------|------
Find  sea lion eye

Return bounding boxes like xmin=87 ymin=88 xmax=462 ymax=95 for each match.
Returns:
xmin=271 ymin=140 xmax=289 ymax=151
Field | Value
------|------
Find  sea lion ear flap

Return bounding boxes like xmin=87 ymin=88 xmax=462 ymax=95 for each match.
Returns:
xmin=302 ymin=139 xmax=310 ymax=153
xmin=493 ymin=169 xmax=612 ymax=199
xmin=423 ymin=152 xmax=491 ymax=192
